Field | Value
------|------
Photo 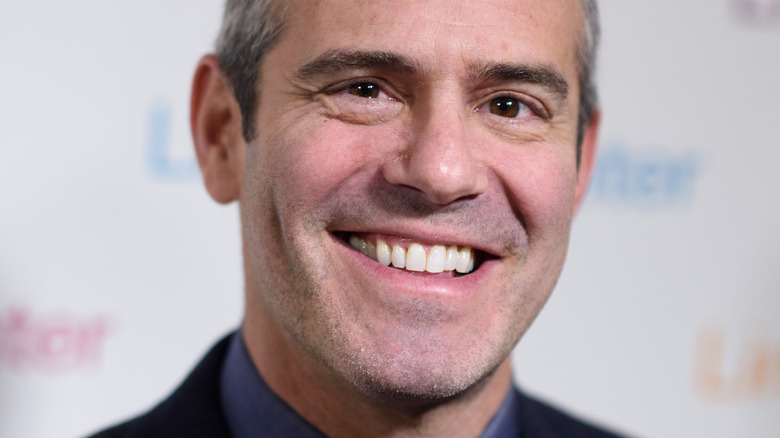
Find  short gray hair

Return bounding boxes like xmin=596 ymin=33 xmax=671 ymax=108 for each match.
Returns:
xmin=216 ymin=0 xmax=287 ymax=141
xmin=216 ymin=0 xmax=600 ymax=160
xmin=577 ymin=0 xmax=600 ymax=162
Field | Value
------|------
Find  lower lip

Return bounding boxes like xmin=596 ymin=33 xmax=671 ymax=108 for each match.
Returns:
xmin=329 ymin=232 xmax=496 ymax=299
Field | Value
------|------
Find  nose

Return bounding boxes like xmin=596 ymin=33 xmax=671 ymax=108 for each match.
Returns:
xmin=382 ymin=104 xmax=488 ymax=205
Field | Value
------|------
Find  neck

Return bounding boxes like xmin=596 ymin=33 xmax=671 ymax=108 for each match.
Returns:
xmin=242 ymin=307 xmax=512 ymax=438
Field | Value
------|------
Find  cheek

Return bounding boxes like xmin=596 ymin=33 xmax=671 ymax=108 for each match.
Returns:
xmin=266 ymin=119 xmax=402 ymax=209
xmin=492 ymin=145 xmax=579 ymax=237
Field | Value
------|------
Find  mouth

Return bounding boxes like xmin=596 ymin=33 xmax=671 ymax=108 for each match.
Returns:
xmin=334 ymin=232 xmax=492 ymax=277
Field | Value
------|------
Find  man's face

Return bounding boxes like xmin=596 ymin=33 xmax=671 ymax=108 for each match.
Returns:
xmin=240 ymin=0 xmax=593 ymax=400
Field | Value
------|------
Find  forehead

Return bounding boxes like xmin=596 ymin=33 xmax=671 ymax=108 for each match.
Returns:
xmin=275 ymin=0 xmax=583 ymax=82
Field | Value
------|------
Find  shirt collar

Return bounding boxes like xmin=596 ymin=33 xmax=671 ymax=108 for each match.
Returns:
xmin=479 ymin=384 xmax=523 ymax=438
xmin=219 ymin=330 xmax=325 ymax=438
xmin=219 ymin=331 xmax=521 ymax=437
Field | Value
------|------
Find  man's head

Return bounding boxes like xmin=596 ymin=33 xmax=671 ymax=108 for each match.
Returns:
xmin=192 ymin=0 xmax=600 ymax=406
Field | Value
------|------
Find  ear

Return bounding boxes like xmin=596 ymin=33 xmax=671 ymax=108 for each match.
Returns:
xmin=190 ymin=54 xmax=245 ymax=204
xmin=573 ymin=110 xmax=600 ymax=214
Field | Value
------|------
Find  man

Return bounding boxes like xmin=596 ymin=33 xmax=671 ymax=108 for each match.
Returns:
xmin=91 ymin=0 xmax=621 ymax=436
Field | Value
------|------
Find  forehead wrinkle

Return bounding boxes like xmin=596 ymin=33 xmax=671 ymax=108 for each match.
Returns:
xmin=293 ymin=49 xmax=419 ymax=82
xmin=467 ymin=61 xmax=569 ymax=101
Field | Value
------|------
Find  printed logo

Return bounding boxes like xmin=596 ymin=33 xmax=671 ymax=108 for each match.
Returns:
xmin=146 ymin=100 xmax=200 ymax=182
xmin=693 ymin=324 xmax=780 ymax=401
xmin=729 ymin=0 xmax=780 ymax=27
xmin=588 ymin=144 xmax=701 ymax=209
xmin=0 ymin=306 xmax=112 ymax=373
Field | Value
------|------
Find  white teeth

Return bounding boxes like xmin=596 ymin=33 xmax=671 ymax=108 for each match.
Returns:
xmin=426 ymin=245 xmax=445 ymax=273
xmin=391 ymin=245 xmax=406 ymax=268
xmin=406 ymin=244 xmax=426 ymax=272
xmin=350 ymin=235 xmax=362 ymax=252
xmin=455 ymin=246 xmax=472 ymax=274
xmin=445 ymin=245 xmax=458 ymax=271
xmin=348 ymin=235 xmax=476 ymax=275
xmin=376 ymin=240 xmax=391 ymax=266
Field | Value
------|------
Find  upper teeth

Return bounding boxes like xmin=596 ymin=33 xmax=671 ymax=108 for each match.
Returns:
xmin=349 ymin=234 xmax=475 ymax=274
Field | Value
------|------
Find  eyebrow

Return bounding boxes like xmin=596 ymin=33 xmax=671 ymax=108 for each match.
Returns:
xmin=469 ymin=62 xmax=569 ymax=101
xmin=294 ymin=50 xmax=418 ymax=82
xmin=293 ymin=49 xmax=569 ymax=101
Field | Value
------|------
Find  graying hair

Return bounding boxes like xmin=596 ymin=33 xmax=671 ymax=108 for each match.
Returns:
xmin=577 ymin=0 xmax=600 ymax=163
xmin=216 ymin=0 xmax=287 ymax=141
xmin=216 ymin=0 xmax=600 ymax=160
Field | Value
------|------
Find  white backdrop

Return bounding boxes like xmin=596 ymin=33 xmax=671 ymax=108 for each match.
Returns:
xmin=1 ymin=1 xmax=779 ymax=437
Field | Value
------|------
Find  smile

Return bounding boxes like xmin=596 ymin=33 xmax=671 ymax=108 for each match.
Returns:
xmin=344 ymin=233 xmax=477 ymax=275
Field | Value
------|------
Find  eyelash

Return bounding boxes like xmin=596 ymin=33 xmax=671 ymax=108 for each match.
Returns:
xmin=321 ymin=79 xmax=549 ymax=120
xmin=477 ymin=93 xmax=549 ymax=120
xmin=323 ymin=78 xmax=399 ymax=101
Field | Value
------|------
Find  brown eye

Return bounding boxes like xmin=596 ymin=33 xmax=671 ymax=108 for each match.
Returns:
xmin=489 ymin=96 xmax=521 ymax=118
xmin=349 ymin=83 xmax=380 ymax=98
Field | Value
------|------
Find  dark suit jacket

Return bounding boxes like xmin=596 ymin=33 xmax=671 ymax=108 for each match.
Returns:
xmin=88 ymin=335 xmax=624 ymax=437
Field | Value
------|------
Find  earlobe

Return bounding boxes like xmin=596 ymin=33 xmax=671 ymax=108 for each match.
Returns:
xmin=573 ymin=110 xmax=600 ymax=214
xmin=190 ymin=54 xmax=245 ymax=204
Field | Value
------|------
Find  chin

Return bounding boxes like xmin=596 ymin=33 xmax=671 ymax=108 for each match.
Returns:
xmin=314 ymin=322 xmax=510 ymax=408
xmin=346 ymin=360 xmax=505 ymax=411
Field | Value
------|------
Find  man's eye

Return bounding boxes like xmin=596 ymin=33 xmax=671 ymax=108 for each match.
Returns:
xmin=489 ymin=96 xmax=523 ymax=118
xmin=349 ymin=83 xmax=380 ymax=98
xmin=320 ymin=80 xmax=403 ymax=124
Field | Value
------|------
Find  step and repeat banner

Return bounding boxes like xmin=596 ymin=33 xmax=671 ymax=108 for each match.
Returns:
xmin=1 ymin=1 xmax=778 ymax=437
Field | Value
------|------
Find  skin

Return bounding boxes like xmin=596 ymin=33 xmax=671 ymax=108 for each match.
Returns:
xmin=191 ymin=0 xmax=600 ymax=436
